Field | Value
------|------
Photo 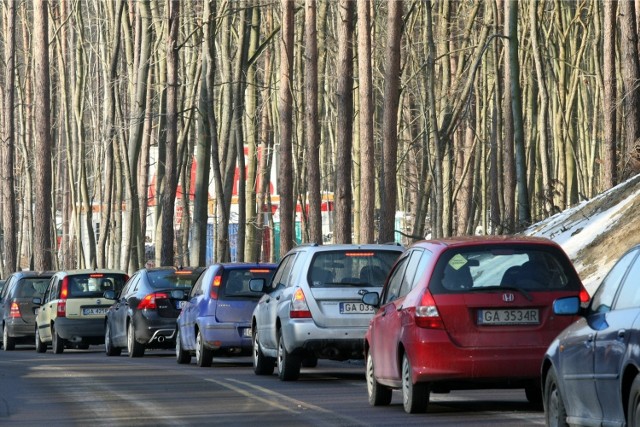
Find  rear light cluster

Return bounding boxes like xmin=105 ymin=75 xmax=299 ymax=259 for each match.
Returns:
xmin=137 ymin=292 xmax=170 ymax=310
xmin=415 ymin=290 xmax=444 ymax=329
xmin=9 ymin=301 xmax=21 ymax=319
xmin=210 ymin=275 xmax=222 ymax=300
xmin=290 ymin=288 xmax=312 ymax=318
xmin=579 ymin=287 xmax=590 ymax=304
xmin=58 ymin=278 xmax=69 ymax=317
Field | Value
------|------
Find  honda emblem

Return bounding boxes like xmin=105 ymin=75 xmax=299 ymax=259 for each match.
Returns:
xmin=502 ymin=293 xmax=515 ymax=303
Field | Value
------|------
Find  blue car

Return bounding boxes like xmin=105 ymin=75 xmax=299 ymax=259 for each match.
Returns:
xmin=542 ymin=244 xmax=640 ymax=426
xmin=176 ymin=263 xmax=276 ymax=367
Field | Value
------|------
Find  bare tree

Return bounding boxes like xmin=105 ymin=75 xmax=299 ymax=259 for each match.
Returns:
xmin=161 ymin=0 xmax=179 ymax=266
xmin=379 ymin=0 xmax=403 ymax=243
xmin=278 ymin=0 xmax=295 ymax=256
xmin=357 ymin=0 xmax=375 ymax=244
xmin=619 ymin=0 xmax=640 ymax=178
xmin=603 ymin=0 xmax=617 ymax=188
xmin=33 ymin=0 xmax=53 ymax=270
xmin=2 ymin=0 xmax=17 ymax=275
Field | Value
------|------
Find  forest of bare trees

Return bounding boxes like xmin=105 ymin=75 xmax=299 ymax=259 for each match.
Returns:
xmin=1 ymin=0 xmax=640 ymax=276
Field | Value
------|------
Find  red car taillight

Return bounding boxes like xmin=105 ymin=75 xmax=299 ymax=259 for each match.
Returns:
xmin=57 ymin=278 xmax=68 ymax=317
xmin=290 ymin=288 xmax=312 ymax=318
xmin=578 ymin=286 xmax=590 ymax=304
xmin=9 ymin=301 xmax=21 ymax=318
xmin=137 ymin=292 xmax=170 ymax=310
xmin=210 ymin=275 xmax=222 ymax=300
xmin=415 ymin=289 xmax=444 ymax=329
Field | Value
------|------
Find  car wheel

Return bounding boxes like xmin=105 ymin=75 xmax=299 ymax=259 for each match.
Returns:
xmin=35 ymin=327 xmax=47 ymax=353
xmin=2 ymin=323 xmax=15 ymax=351
xmin=105 ymin=322 xmax=121 ymax=356
xmin=252 ymin=330 xmax=274 ymax=375
xmin=127 ymin=322 xmax=145 ymax=358
xmin=366 ymin=352 xmax=392 ymax=406
xmin=175 ymin=328 xmax=191 ymax=365
xmin=51 ymin=324 xmax=64 ymax=354
xmin=628 ymin=375 xmax=640 ymax=426
xmin=401 ymin=353 xmax=429 ymax=414
xmin=544 ymin=367 xmax=568 ymax=427
xmin=277 ymin=333 xmax=301 ymax=381
xmin=195 ymin=330 xmax=213 ymax=367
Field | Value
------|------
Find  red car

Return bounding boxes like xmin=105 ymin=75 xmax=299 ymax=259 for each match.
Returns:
xmin=362 ymin=236 xmax=589 ymax=414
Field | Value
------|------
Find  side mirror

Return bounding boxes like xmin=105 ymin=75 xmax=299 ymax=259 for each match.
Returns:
xmin=249 ymin=278 xmax=266 ymax=293
xmin=553 ymin=296 xmax=580 ymax=316
xmin=103 ymin=290 xmax=117 ymax=300
xmin=362 ymin=291 xmax=380 ymax=308
xmin=32 ymin=297 xmax=42 ymax=306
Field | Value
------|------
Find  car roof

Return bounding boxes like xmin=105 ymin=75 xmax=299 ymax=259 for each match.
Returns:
xmin=54 ymin=269 xmax=127 ymax=277
xmin=411 ymin=235 xmax=560 ymax=251
xmin=7 ymin=270 xmax=56 ymax=278
xmin=290 ymin=243 xmax=405 ymax=252
xmin=210 ymin=262 xmax=278 ymax=270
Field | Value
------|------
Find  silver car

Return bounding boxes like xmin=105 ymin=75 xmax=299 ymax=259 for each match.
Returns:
xmin=250 ymin=243 xmax=404 ymax=381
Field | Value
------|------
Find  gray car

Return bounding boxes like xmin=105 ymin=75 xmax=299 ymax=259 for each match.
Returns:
xmin=250 ymin=243 xmax=404 ymax=381
xmin=0 ymin=271 xmax=55 ymax=350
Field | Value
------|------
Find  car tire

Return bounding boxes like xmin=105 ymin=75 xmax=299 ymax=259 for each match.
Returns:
xmin=628 ymin=375 xmax=640 ymax=426
xmin=127 ymin=322 xmax=145 ymax=358
xmin=105 ymin=322 xmax=122 ymax=356
xmin=195 ymin=330 xmax=213 ymax=367
xmin=402 ymin=353 xmax=429 ymax=414
xmin=366 ymin=352 xmax=392 ymax=406
xmin=35 ymin=327 xmax=47 ymax=353
xmin=277 ymin=333 xmax=301 ymax=381
xmin=544 ymin=367 xmax=569 ymax=427
xmin=2 ymin=324 xmax=16 ymax=351
xmin=175 ymin=328 xmax=191 ymax=364
xmin=51 ymin=324 xmax=64 ymax=354
xmin=252 ymin=330 xmax=275 ymax=375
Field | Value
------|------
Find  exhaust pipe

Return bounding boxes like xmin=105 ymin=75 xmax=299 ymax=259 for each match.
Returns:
xmin=157 ymin=336 xmax=165 ymax=343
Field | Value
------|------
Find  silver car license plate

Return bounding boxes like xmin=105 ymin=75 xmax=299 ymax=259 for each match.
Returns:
xmin=339 ymin=302 xmax=374 ymax=314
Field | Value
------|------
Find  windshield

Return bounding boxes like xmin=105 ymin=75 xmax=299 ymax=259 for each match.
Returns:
xmin=67 ymin=273 xmax=128 ymax=298
xmin=428 ymin=245 xmax=580 ymax=294
xmin=17 ymin=278 xmax=51 ymax=298
xmin=147 ymin=269 xmax=204 ymax=290
xmin=307 ymin=250 xmax=401 ymax=288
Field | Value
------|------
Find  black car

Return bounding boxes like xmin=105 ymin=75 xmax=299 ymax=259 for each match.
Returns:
xmin=104 ymin=266 xmax=205 ymax=357
xmin=542 ymin=244 xmax=640 ymax=426
xmin=0 ymin=271 xmax=55 ymax=350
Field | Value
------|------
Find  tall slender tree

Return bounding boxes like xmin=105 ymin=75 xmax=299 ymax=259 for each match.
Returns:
xmin=33 ymin=0 xmax=54 ymax=271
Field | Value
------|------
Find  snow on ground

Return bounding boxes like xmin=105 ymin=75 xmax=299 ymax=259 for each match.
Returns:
xmin=525 ymin=175 xmax=640 ymax=294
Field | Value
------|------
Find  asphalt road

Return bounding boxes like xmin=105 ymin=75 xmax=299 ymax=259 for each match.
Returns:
xmin=0 ymin=345 xmax=545 ymax=426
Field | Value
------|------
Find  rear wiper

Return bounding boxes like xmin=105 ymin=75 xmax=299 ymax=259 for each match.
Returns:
xmin=467 ymin=285 xmax=533 ymax=301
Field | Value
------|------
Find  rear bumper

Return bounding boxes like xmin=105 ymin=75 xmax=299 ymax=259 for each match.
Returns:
xmin=54 ymin=317 xmax=104 ymax=341
xmin=132 ymin=311 xmax=177 ymax=345
xmin=405 ymin=329 xmax=545 ymax=385
xmin=200 ymin=318 xmax=252 ymax=350
xmin=5 ymin=318 xmax=36 ymax=339
xmin=282 ymin=320 xmax=366 ymax=360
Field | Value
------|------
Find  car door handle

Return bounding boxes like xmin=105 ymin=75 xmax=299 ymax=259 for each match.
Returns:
xmin=618 ymin=329 xmax=626 ymax=339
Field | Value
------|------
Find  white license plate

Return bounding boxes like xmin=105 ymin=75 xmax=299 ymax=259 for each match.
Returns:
xmin=339 ymin=302 xmax=374 ymax=314
xmin=82 ymin=307 xmax=109 ymax=316
xmin=477 ymin=309 xmax=539 ymax=325
xmin=176 ymin=300 xmax=187 ymax=309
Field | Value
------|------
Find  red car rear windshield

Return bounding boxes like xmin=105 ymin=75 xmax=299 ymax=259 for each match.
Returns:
xmin=429 ymin=245 xmax=581 ymax=294
xmin=308 ymin=250 xmax=401 ymax=288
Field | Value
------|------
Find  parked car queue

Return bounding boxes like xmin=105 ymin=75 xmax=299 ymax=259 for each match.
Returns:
xmin=1 ymin=239 xmax=639 ymax=425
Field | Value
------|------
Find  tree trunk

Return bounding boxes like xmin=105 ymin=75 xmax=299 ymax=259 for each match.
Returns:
xmin=357 ymin=0 xmax=375 ymax=244
xmin=2 ymin=0 xmax=17 ymax=275
xmin=278 ymin=0 xmax=295 ymax=256
xmin=33 ymin=0 xmax=54 ymax=271
xmin=379 ymin=0 xmax=403 ymax=243
xmin=603 ymin=0 xmax=617 ymax=189
xmin=619 ymin=0 xmax=640 ymax=178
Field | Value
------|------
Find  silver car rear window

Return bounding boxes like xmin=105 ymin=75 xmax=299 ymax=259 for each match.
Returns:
xmin=308 ymin=250 xmax=400 ymax=288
